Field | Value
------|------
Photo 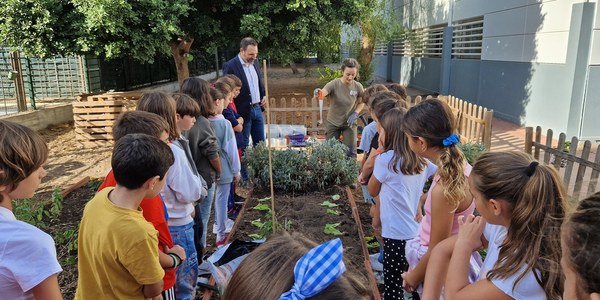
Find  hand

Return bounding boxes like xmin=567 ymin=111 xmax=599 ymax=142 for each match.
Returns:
xmin=234 ymin=174 xmax=241 ymax=184
xmin=237 ymin=117 xmax=244 ymax=125
xmin=402 ymin=271 xmax=418 ymax=293
xmin=373 ymin=226 xmax=382 ymax=242
xmin=146 ymin=295 xmax=163 ymax=300
xmin=260 ymin=96 xmax=267 ymax=106
xmin=456 ymin=215 xmax=485 ymax=251
xmin=358 ymin=173 xmax=367 ymax=184
xmin=347 ymin=112 xmax=358 ymax=127
xmin=415 ymin=208 xmax=423 ymax=223
xmin=167 ymin=245 xmax=186 ymax=261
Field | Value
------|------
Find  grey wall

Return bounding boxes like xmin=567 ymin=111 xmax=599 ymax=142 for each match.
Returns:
xmin=581 ymin=66 xmax=600 ymax=140
xmin=372 ymin=55 xmax=387 ymax=79
xmin=448 ymin=59 xmax=480 ymax=104
xmin=407 ymin=58 xmax=441 ymax=92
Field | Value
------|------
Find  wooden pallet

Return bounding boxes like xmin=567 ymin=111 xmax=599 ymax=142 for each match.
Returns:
xmin=73 ymin=92 xmax=141 ymax=147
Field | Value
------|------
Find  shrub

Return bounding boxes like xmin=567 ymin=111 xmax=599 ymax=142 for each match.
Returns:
xmin=246 ymin=139 xmax=358 ymax=193
xmin=457 ymin=142 xmax=487 ymax=165
xmin=317 ymin=67 xmax=342 ymax=87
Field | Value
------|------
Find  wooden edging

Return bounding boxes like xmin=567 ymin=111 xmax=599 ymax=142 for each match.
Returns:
xmin=345 ymin=186 xmax=381 ymax=300
xmin=60 ymin=176 xmax=91 ymax=198
xmin=202 ymin=186 xmax=255 ymax=300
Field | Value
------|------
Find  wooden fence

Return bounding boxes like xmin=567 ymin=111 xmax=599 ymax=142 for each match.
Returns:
xmin=525 ymin=126 xmax=600 ymax=201
xmin=72 ymin=91 xmax=141 ymax=147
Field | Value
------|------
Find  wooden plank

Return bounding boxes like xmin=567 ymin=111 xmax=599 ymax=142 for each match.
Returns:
xmin=74 ymin=114 xmax=120 ymax=121
xmin=72 ymin=100 xmax=135 ymax=107
xmin=301 ymin=98 xmax=308 ymax=127
xmin=76 ymin=132 xmax=113 ymax=140
xmin=562 ymin=136 xmax=579 ymax=189
xmin=534 ymin=126 xmax=542 ymax=160
xmin=72 ymin=107 xmax=130 ymax=114
xmin=280 ymin=98 xmax=287 ymax=124
xmin=75 ymin=127 xmax=113 ymax=134
xmin=524 ymin=127 xmax=533 ymax=154
xmin=75 ymin=120 xmax=115 ymax=127
xmin=269 ymin=107 xmax=330 ymax=112
xmin=588 ymin=145 xmax=600 ymax=195
xmin=573 ymin=140 xmax=591 ymax=200
xmin=543 ymin=129 xmax=553 ymax=164
xmin=532 ymin=142 xmax=600 ymax=171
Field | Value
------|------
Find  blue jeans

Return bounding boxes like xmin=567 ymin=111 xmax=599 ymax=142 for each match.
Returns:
xmin=199 ymin=184 xmax=216 ymax=247
xmin=169 ymin=222 xmax=198 ymax=300
xmin=241 ymin=105 xmax=265 ymax=181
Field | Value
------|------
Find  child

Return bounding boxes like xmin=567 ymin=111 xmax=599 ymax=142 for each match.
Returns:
xmin=222 ymin=74 xmax=243 ymax=113
xmin=209 ymin=87 xmax=241 ymax=247
xmin=387 ymin=83 xmax=409 ymax=102
xmin=561 ymin=192 xmax=600 ymax=300
xmin=137 ymin=92 xmax=205 ymax=300
xmin=216 ymin=80 xmax=244 ymax=216
xmin=76 ymin=134 xmax=175 ymax=299
xmin=224 ymin=232 xmax=371 ymax=300
xmin=181 ymin=77 xmax=221 ymax=249
xmin=424 ymin=151 xmax=566 ymax=299
xmin=368 ymin=108 xmax=437 ymax=300
xmin=400 ymin=98 xmax=479 ymax=296
xmin=0 ymin=120 xmax=63 ymax=300
xmin=96 ymin=110 xmax=185 ymax=300
xmin=358 ymin=84 xmax=388 ymax=204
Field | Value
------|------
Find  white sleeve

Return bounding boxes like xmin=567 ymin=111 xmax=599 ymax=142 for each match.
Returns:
xmin=490 ymin=269 xmax=547 ymax=300
xmin=225 ymin=125 xmax=241 ymax=175
xmin=168 ymin=145 xmax=203 ymax=204
xmin=425 ymin=159 xmax=438 ymax=178
xmin=9 ymin=227 xmax=62 ymax=292
xmin=372 ymin=152 xmax=390 ymax=183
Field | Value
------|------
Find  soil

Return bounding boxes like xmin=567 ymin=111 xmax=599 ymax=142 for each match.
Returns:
xmin=230 ymin=186 xmax=377 ymax=285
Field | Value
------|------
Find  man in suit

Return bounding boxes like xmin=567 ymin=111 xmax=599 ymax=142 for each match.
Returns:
xmin=223 ymin=37 xmax=266 ymax=181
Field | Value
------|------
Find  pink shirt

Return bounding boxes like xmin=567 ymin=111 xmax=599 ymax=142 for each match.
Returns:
xmin=418 ymin=164 xmax=475 ymax=246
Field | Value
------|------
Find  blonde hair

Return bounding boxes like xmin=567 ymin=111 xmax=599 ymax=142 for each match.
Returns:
xmin=472 ymin=151 xmax=566 ymax=299
xmin=137 ymin=92 xmax=179 ymax=140
xmin=0 ymin=121 xmax=48 ymax=203
xmin=224 ymin=232 xmax=371 ymax=300
xmin=363 ymin=84 xmax=388 ymax=107
xmin=402 ymin=98 xmax=466 ymax=211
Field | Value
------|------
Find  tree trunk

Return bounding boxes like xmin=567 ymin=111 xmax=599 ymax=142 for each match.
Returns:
xmin=357 ymin=28 xmax=375 ymax=83
xmin=289 ymin=62 xmax=300 ymax=74
xmin=171 ymin=37 xmax=194 ymax=88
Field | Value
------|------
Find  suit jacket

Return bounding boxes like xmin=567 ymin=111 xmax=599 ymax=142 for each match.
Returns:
xmin=223 ymin=55 xmax=266 ymax=121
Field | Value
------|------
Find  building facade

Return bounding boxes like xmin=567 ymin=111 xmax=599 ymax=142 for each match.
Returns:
xmin=371 ymin=0 xmax=599 ymax=140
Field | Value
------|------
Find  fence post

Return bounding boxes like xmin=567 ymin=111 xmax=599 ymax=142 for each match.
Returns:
xmin=9 ymin=51 xmax=27 ymax=112
xmin=524 ymin=127 xmax=533 ymax=154
xmin=482 ymin=110 xmax=493 ymax=150
xmin=25 ymin=57 xmax=36 ymax=109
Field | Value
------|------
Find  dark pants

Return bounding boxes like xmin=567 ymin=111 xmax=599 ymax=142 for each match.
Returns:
xmin=240 ymin=104 xmax=265 ymax=181
xmin=193 ymin=203 xmax=204 ymax=260
xmin=383 ymin=238 xmax=420 ymax=300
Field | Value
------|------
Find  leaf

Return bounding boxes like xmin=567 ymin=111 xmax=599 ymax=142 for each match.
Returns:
xmin=257 ymin=196 xmax=271 ymax=202
xmin=253 ymin=203 xmax=271 ymax=211
xmin=251 ymin=219 xmax=265 ymax=228
xmin=323 ymin=223 xmax=343 ymax=236
xmin=248 ymin=234 xmax=264 ymax=240
xmin=367 ymin=241 xmax=380 ymax=249
xmin=325 ymin=209 xmax=340 ymax=215
xmin=320 ymin=201 xmax=338 ymax=208
xmin=364 ymin=236 xmax=375 ymax=242
xmin=331 ymin=194 xmax=341 ymax=201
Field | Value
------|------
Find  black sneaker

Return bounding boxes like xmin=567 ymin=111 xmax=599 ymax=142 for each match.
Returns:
xmin=234 ymin=194 xmax=245 ymax=204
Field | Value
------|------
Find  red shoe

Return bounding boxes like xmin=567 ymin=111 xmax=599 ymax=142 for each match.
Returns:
xmin=216 ymin=238 xmax=226 ymax=248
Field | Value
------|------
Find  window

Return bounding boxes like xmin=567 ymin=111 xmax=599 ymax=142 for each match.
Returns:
xmin=452 ymin=17 xmax=483 ymax=59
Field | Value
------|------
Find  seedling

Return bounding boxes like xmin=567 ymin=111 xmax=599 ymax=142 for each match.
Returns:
xmin=248 ymin=233 xmax=263 ymax=240
xmin=365 ymin=236 xmax=380 ymax=249
xmin=331 ymin=194 xmax=341 ymax=201
xmin=324 ymin=223 xmax=343 ymax=236
xmin=253 ymin=203 xmax=271 ymax=211
xmin=257 ymin=196 xmax=271 ymax=202
xmin=251 ymin=219 xmax=265 ymax=228
xmin=320 ymin=201 xmax=338 ymax=208
xmin=326 ymin=209 xmax=340 ymax=215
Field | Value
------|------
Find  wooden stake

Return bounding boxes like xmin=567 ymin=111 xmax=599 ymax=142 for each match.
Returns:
xmin=263 ymin=59 xmax=277 ymax=230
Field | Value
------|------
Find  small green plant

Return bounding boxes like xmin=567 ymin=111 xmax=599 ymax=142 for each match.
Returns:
xmin=257 ymin=196 xmax=271 ymax=202
xmin=87 ymin=177 xmax=104 ymax=191
xmin=320 ymin=201 xmax=338 ymax=208
xmin=326 ymin=209 xmax=340 ymax=215
xmin=249 ymin=205 xmax=275 ymax=239
xmin=324 ymin=223 xmax=343 ymax=236
xmin=13 ymin=187 xmax=63 ymax=229
xmin=365 ymin=236 xmax=380 ymax=250
xmin=331 ymin=194 xmax=341 ymax=201
xmin=317 ymin=67 xmax=342 ymax=86
xmin=457 ymin=143 xmax=486 ymax=165
xmin=253 ymin=203 xmax=271 ymax=211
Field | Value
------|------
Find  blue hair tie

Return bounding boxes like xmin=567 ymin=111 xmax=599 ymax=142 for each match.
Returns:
xmin=442 ymin=134 xmax=459 ymax=147
xmin=279 ymin=238 xmax=346 ymax=300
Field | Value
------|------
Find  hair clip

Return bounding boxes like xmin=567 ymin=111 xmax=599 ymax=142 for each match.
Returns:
xmin=526 ymin=161 xmax=539 ymax=177
xmin=211 ymin=83 xmax=216 ymax=88
xmin=279 ymin=238 xmax=346 ymax=300
xmin=442 ymin=133 xmax=459 ymax=147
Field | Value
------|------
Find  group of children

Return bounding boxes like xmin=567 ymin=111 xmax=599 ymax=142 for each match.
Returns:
xmin=1 ymin=69 xmax=600 ymax=300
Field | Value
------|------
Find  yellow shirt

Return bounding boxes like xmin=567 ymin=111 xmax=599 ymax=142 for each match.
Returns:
xmin=75 ymin=187 xmax=164 ymax=300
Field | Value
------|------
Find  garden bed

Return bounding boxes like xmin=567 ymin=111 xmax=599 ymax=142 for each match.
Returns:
xmin=230 ymin=186 xmax=379 ymax=295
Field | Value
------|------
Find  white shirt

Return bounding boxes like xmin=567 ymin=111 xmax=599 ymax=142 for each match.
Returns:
xmin=479 ymin=224 xmax=547 ymax=300
xmin=373 ymin=151 xmax=437 ymax=240
xmin=238 ymin=54 xmax=260 ymax=104
xmin=0 ymin=207 xmax=62 ymax=300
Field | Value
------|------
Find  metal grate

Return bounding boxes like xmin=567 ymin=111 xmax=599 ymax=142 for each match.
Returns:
xmin=373 ymin=41 xmax=388 ymax=56
xmin=399 ymin=25 xmax=445 ymax=58
xmin=452 ymin=17 xmax=483 ymax=59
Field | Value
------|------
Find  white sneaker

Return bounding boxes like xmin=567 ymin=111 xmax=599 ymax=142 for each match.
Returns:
xmin=212 ymin=218 xmax=235 ymax=234
xmin=370 ymin=253 xmax=383 ymax=272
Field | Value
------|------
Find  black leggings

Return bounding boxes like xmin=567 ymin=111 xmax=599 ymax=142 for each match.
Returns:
xmin=383 ymin=238 xmax=420 ymax=300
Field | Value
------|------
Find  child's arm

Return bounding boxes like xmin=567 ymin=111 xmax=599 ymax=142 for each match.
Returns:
xmin=419 ymin=235 xmax=458 ymax=300
xmin=444 ymin=216 xmax=508 ymax=300
xmin=158 ymin=244 xmax=186 ymax=269
xmin=31 ymin=274 xmax=62 ymax=300
xmin=142 ymin=281 xmax=163 ymax=299
xmin=402 ymin=183 xmax=455 ymax=291
xmin=225 ymin=127 xmax=241 ymax=176
xmin=361 ymin=147 xmax=379 ymax=179
xmin=168 ymin=146 xmax=203 ymax=204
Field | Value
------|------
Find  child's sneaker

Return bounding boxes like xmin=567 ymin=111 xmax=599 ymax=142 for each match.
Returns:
xmin=234 ymin=193 xmax=246 ymax=204
xmin=216 ymin=238 xmax=226 ymax=248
